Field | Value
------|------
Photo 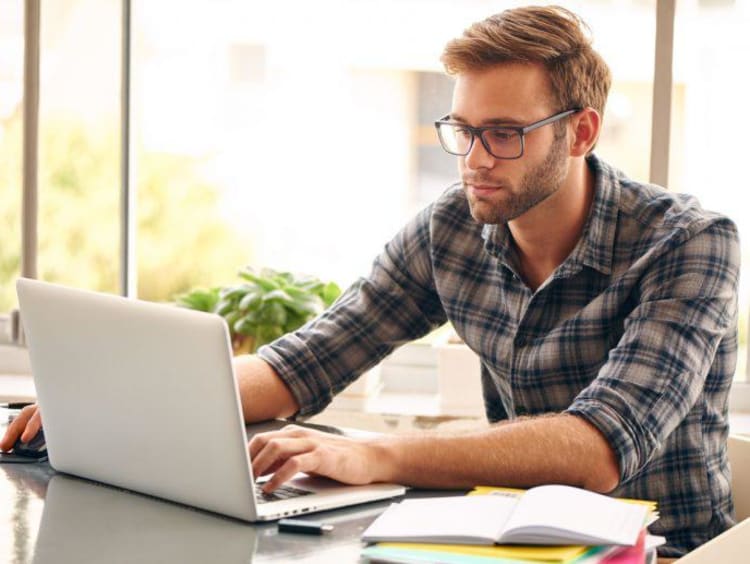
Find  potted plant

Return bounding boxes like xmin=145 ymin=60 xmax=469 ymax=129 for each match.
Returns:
xmin=175 ymin=267 xmax=341 ymax=355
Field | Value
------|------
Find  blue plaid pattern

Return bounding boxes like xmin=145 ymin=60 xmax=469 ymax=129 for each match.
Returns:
xmin=258 ymin=155 xmax=739 ymax=556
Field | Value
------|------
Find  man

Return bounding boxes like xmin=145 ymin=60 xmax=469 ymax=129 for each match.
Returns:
xmin=2 ymin=5 xmax=739 ymax=557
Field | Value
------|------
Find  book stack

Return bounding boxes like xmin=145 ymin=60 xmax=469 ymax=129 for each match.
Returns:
xmin=328 ymin=366 xmax=384 ymax=410
xmin=329 ymin=331 xmax=448 ymax=411
xmin=379 ymin=337 xmax=441 ymax=394
xmin=361 ymin=485 xmax=662 ymax=564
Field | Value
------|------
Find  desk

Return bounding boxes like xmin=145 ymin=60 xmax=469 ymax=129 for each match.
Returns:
xmin=1 ymin=457 xmax=685 ymax=564
xmin=0 ymin=460 xmax=409 ymax=563
xmin=0 ymin=411 xmax=680 ymax=564
xmin=0 ymin=414 xmax=457 ymax=564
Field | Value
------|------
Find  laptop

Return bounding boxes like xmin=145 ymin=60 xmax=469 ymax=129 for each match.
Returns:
xmin=16 ymin=278 xmax=406 ymax=521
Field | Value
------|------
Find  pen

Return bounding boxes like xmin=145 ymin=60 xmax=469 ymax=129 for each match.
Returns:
xmin=1 ymin=403 xmax=34 ymax=410
xmin=278 ymin=518 xmax=334 ymax=535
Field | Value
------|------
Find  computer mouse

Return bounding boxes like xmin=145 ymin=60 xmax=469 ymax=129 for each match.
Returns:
xmin=12 ymin=428 xmax=47 ymax=459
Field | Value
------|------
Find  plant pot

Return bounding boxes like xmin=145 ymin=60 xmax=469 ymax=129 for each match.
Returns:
xmin=232 ymin=335 xmax=256 ymax=356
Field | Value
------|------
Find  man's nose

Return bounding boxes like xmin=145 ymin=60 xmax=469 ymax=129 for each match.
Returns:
xmin=463 ymin=137 xmax=495 ymax=170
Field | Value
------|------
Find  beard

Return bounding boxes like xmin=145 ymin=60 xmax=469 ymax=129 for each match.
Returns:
xmin=463 ymin=133 xmax=569 ymax=225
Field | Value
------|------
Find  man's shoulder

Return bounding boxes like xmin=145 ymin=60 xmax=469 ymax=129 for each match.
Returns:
xmin=597 ymin=159 xmax=735 ymax=239
xmin=620 ymin=180 xmax=725 ymax=232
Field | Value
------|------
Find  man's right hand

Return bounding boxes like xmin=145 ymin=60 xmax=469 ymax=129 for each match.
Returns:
xmin=0 ymin=404 xmax=42 ymax=452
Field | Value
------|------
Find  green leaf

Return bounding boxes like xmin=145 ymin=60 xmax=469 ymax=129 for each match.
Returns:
xmin=220 ymin=283 xmax=255 ymax=301
xmin=271 ymin=270 xmax=295 ymax=285
xmin=223 ymin=310 xmax=242 ymax=334
xmin=284 ymin=311 xmax=308 ymax=332
xmin=238 ymin=269 xmax=279 ymax=291
xmin=262 ymin=288 xmax=295 ymax=305
xmin=216 ymin=299 xmax=238 ymax=317
xmin=238 ymin=290 xmax=263 ymax=311
xmin=256 ymin=325 xmax=285 ymax=347
xmin=286 ymin=293 xmax=324 ymax=317
xmin=259 ymin=302 xmax=287 ymax=326
xmin=234 ymin=315 xmax=259 ymax=336
xmin=174 ymin=287 xmax=220 ymax=312
xmin=320 ymin=282 xmax=342 ymax=306
xmin=297 ymin=279 xmax=324 ymax=294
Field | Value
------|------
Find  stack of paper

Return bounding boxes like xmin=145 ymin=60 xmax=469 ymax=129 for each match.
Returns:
xmin=361 ymin=485 xmax=660 ymax=564
xmin=362 ymin=542 xmax=596 ymax=563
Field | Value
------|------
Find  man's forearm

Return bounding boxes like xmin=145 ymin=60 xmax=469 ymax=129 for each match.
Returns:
xmin=234 ymin=355 xmax=300 ymax=422
xmin=369 ymin=413 xmax=620 ymax=493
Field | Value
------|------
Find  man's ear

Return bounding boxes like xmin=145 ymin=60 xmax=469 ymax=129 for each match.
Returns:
xmin=569 ymin=107 xmax=601 ymax=157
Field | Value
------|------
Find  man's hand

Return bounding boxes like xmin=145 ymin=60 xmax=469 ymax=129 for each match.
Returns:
xmin=0 ymin=404 xmax=42 ymax=452
xmin=248 ymin=425 xmax=388 ymax=493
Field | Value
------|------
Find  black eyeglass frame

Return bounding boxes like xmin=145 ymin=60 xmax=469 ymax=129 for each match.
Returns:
xmin=434 ymin=107 xmax=583 ymax=160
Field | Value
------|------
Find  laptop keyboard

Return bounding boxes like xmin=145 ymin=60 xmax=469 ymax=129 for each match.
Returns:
xmin=254 ymin=482 xmax=314 ymax=504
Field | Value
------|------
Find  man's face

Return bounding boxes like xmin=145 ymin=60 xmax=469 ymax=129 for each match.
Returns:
xmin=451 ymin=63 xmax=571 ymax=225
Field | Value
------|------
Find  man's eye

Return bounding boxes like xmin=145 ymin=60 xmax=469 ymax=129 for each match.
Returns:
xmin=488 ymin=129 xmax=516 ymax=143
xmin=454 ymin=127 xmax=472 ymax=140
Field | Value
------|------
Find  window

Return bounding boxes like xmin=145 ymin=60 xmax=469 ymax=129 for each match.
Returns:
xmin=36 ymin=0 xmax=121 ymax=295
xmin=0 ymin=0 xmax=121 ymax=312
xmin=1 ymin=0 xmax=747 ymax=402
xmin=673 ymin=0 xmax=749 ymax=383
xmin=128 ymin=0 xmax=658 ymax=297
xmin=0 ymin=0 xmax=24 ymax=312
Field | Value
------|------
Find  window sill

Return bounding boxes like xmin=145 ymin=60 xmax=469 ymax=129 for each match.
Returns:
xmin=0 ymin=373 xmax=35 ymax=404
xmin=0 ymin=344 xmax=31 ymax=374
xmin=0 ymin=343 xmax=34 ymax=404
xmin=324 ymin=388 xmax=750 ymax=436
xmin=331 ymin=389 xmax=483 ymax=418
xmin=729 ymin=382 xmax=750 ymax=412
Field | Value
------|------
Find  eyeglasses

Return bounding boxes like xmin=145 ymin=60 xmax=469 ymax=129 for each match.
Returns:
xmin=434 ymin=107 xmax=582 ymax=160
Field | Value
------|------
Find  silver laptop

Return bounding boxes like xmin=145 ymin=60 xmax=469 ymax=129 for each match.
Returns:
xmin=16 ymin=278 xmax=405 ymax=521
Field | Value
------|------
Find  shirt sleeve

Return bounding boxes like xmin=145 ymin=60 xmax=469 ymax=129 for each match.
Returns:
xmin=256 ymin=204 xmax=448 ymax=417
xmin=566 ymin=217 xmax=740 ymax=483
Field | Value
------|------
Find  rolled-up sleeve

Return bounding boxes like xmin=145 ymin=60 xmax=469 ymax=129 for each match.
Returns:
xmin=567 ymin=217 xmax=740 ymax=483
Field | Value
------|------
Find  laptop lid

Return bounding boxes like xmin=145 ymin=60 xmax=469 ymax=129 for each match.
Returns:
xmin=17 ymin=277 xmax=259 ymax=520
xmin=17 ymin=278 xmax=405 ymax=521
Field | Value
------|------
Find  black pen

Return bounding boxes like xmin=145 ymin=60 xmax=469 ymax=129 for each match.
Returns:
xmin=1 ymin=403 xmax=34 ymax=410
xmin=278 ymin=518 xmax=334 ymax=535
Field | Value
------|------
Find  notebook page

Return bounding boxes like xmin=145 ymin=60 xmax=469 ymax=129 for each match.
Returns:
xmin=500 ymin=485 xmax=648 ymax=545
xmin=362 ymin=495 xmax=518 ymax=544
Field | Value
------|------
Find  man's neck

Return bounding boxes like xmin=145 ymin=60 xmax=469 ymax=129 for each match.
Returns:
xmin=508 ymin=159 xmax=595 ymax=292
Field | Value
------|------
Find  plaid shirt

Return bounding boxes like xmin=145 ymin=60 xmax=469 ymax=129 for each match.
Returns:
xmin=258 ymin=154 xmax=739 ymax=556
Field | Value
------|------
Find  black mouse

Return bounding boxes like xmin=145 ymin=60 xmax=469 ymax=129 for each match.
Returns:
xmin=12 ymin=428 xmax=47 ymax=459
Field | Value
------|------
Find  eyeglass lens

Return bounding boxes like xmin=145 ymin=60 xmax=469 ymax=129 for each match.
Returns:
xmin=437 ymin=124 xmax=523 ymax=159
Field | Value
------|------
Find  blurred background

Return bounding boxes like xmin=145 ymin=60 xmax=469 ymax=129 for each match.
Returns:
xmin=0 ymin=0 xmax=747 ymax=376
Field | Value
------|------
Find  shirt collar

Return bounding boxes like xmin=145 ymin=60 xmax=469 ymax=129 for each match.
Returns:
xmin=574 ymin=153 xmax=619 ymax=276
xmin=480 ymin=153 xmax=619 ymax=277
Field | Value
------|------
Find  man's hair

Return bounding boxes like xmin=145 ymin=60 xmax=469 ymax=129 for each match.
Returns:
xmin=441 ymin=5 xmax=611 ymax=119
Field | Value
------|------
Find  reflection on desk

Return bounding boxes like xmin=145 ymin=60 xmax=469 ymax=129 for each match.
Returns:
xmin=0 ymin=412 xmax=454 ymax=563
xmin=32 ymin=473 xmax=399 ymax=564
xmin=0 ymin=456 xmax=403 ymax=563
xmin=34 ymin=474 xmax=258 ymax=563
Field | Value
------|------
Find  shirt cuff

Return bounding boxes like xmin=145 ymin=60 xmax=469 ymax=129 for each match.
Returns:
xmin=256 ymin=334 xmax=337 ymax=418
xmin=566 ymin=397 xmax=656 ymax=484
